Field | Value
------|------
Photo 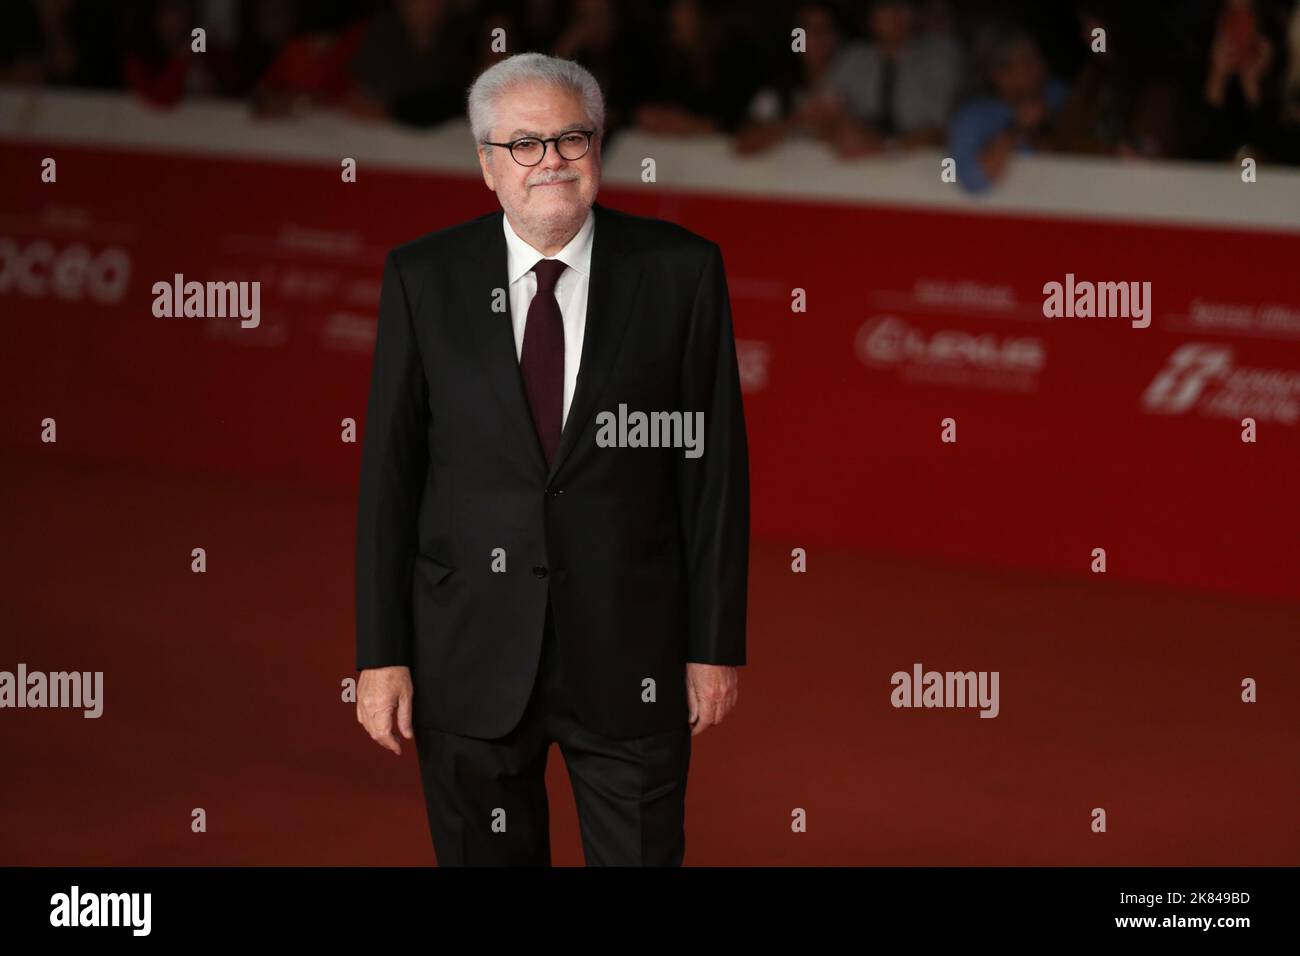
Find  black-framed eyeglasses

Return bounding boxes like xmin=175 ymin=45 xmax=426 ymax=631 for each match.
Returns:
xmin=481 ymin=129 xmax=595 ymax=166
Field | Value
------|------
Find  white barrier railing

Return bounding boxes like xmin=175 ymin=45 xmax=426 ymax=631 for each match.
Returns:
xmin=2 ymin=87 xmax=1298 ymax=233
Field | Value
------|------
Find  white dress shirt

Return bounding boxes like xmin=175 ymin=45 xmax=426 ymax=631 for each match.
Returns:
xmin=502 ymin=207 xmax=595 ymax=428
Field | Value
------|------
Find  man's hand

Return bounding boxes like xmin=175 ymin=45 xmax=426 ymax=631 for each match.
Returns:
xmin=733 ymin=122 xmax=787 ymax=155
xmin=830 ymin=117 xmax=885 ymax=158
xmin=685 ymin=663 xmax=739 ymax=736
xmin=1239 ymin=36 xmax=1273 ymax=106
xmin=357 ymin=666 xmax=414 ymax=755
xmin=978 ymin=128 xmax=1018 ymax=184
xmin=792 ymin=91 xmax=848 ymax=140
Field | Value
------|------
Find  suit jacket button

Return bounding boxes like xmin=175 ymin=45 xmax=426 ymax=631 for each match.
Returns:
xmin=532 ymin=565 xmax=549 ymax=578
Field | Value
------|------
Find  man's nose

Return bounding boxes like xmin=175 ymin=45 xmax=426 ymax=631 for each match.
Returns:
xmin=539 ymin=145 xmax=567 ymax=172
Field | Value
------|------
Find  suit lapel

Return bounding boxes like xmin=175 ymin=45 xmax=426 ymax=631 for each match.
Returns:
xmin=549 ymin=200 xmax=642 ymax=483
xmin=453 ymin=208 xmax=549 ymax=476
xmin=449 ymin=200 xmax=643 ymax=484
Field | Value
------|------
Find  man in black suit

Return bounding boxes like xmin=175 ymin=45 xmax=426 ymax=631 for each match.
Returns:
xmin=354 ymin=52 xmax=749 ymax=865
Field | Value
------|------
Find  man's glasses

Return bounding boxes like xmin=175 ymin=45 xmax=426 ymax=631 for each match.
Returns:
xmin=481 ymin=129 xmax=596 ymax=166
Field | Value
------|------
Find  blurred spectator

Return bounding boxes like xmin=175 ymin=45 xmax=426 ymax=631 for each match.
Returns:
xmin=2 ymin=0 xmax=1296 ymax=170
xmin=519 ymin=0 xmax=566 ymax=53
xmin=947 ymin=26 xmax=1069 ymax=192
xmin=1206 ymin=0 xmax=1274 ymax=107
xmin=222 ymin=0 xmax=299 ymax=99
xmin=734 ymin=0 xmax=859 ymax=155
xmin=468 ymin=5 xmax=518 ymax=79
xmin=1046 ymin=1 xmax=1182 ymax=158
xmin=0 ymin=0 xmax=46 ymax=84
xmin=1284 ymin=0 xmax=1300 ymax=124
xmin=0 ymin=0 xmax=123 ymax=88
xmin=251 ymin=1 xmax=368 ymax=117
xmin=1192 ymin=0 xmax=1290 ymax=162
xmin=632 ymin=0 xmax=762 ymax=137
xmin=915 ymin=0 xmax=955 ymax=37
xmin=125 ymin=0 xmax=242 ymax=107
xmin=820 ymin=0 xmax=962 ymax=156
xmin=552 ymin=0 xmax=647 ymax=139
xmin=347 ymin=0 xmax=476 ymax=127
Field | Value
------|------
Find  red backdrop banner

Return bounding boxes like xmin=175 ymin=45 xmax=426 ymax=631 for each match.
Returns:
xmin=2 ymin=142 xmax=1297 ymax=601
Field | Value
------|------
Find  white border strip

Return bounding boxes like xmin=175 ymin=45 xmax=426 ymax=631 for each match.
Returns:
xmin=3 ymin=88 xmax=1298 ymax=234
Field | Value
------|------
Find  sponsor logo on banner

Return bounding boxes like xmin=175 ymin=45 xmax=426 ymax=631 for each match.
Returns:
xmin=870 ymin=279 xmax=1046 ymax=322
xmin=1167 ymin=299 xmax=1300 ymax=340
xmin=911 ymin=279 xmax=1018 ymax=313
xmin=321 ymin=312 xmax=376 ymax=352
xmin=1142 ymin=343 xmax=1300 ymax=425
xmin=0 ymin=237 xmax=131 ymax=303
xmin=854 ymin=316 xmax=1045 ymax=392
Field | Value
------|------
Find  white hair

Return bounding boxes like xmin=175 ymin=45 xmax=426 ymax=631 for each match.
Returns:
xmin=466 ymin=52 xmax=606 ymax=154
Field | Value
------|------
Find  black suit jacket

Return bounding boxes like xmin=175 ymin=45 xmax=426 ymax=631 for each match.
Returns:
xmin=355 ymin=200 xmax=749 ymax=740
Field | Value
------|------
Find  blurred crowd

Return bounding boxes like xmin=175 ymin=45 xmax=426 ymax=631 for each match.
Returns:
xmin=3 ymin=0 xmax=1299 ymax=190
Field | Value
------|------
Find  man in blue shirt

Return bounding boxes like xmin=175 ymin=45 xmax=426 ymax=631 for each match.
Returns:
xmin=948 ymin=28 xmax=1069 ymax=193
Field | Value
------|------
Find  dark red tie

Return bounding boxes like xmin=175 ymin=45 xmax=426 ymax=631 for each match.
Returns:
xmin=519 ymin=258 xmax=568 ymax=468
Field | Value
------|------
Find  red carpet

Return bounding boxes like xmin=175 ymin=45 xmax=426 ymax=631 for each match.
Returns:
xmin=1 ymin=454 xmax=1295 ymax=865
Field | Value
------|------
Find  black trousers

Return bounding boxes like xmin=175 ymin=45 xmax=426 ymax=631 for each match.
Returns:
xmin=413 ymin=598 xmax=692 ymax=865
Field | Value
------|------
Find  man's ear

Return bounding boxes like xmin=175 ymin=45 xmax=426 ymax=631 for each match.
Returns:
xmin=478 ymin=147 xmax=497 ymax=192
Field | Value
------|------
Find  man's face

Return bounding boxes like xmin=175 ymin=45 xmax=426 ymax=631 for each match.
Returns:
xmin=994 ymin=42 xmax=1045 ymax=102
xmin=869 ymin=1 xmax=913 ymax=47
xmin=802 ymin=6 xmax=841 ymax=69
xmin=478 ymin=82 xmax=601 ymax=237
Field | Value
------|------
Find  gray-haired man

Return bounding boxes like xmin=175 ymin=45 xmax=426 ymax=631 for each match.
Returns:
xmin=354 ymin=53 xmax=750 ymax=865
